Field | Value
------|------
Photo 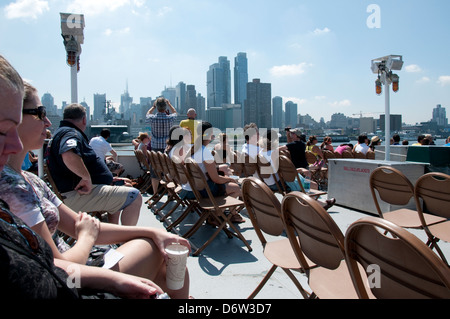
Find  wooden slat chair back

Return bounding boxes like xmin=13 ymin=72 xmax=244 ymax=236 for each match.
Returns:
xmin=281 ymin=191 xmax=362 ymax=299
xmin=184 ymin=157 xmax=252 ymax=256
xmin=369 ymin=166 xmax=445 ymax=229
xmin=414 ymin=172 xmax=450 ymax=266
xmin=164 ymin=156 xmax=201 ymax=233
xmin=241 ymin=177 xmax=311 ymax=299
xmin=345 ymin=217 xmax=450 ymax=299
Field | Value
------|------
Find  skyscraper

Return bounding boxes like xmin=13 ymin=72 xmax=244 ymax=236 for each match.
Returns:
xmin=41 ymin=92 xmax=56 ymax=116
xmin=93 ymin=93 xmax=106 ymax=122
xmin=432 ymin=104 xmax=448 ymax=127
xmin=285 ymin=101 xmax=298 ymax=128
xmin=272 ymin=96 xmax=283 ymax=129
xmin=120 ymin=81 xmax=132 ymax=120
xmin=176 ymin=81 xmax=186 ymax=113
xmin=161 ymin=86 xmax=176 ymax=106
xmin=244 ymin=79 xmax=272 ymax=129
xmin=234 ymin=52 xmax=248 ymax=106
xmin=207 ymin=56 xmax=231 ymax=109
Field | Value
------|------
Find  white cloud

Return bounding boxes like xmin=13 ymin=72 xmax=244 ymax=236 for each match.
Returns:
xmin=4 ymin=0 xmax=49 ymax=20
xmin=67 ymin=0 xmax=130 ymax=15
xmin=312 ymin=27 xmax=331 ymax=36
xmin=270 ymin=62 xmax=312 ymax=77
xmin=405 ymin=64 xmax=422 ymax=73
xmin=416 ymin=76 xmax=430 ymax=84
xmin=103 ymin=27 xmax=131 ymax=36
xmin=282 ymin=97 xmax=307 ymax=105
xmin=329 ymin=99 xmax=351 ymax=107
xmin=157 ymin=6 xmax=172 ymax=17
xmin=437 ymin=75 xmax=450 ymax=86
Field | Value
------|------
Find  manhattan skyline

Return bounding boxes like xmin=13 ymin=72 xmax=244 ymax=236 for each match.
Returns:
xmin=1 ymin=0 xmax=450 ymax=125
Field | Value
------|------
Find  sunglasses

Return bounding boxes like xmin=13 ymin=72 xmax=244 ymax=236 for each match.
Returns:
xmin=22 ymin=106 xmax=47 ymax=121
xmin=0 ymin=200 xmax=40 ymax=254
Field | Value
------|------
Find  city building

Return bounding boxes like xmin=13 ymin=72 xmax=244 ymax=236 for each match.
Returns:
xmin=207 ymin=56 xmax=231 ymax=109
xmin=93 ymin=93 xmax=106 ymax=122
xmin=244 ymin=79 xmax=271 ymax=129
xmin=161 ymin=86 xmax=176 ymax=106
xmin=41 ymin=92 xmax=57 ymax=116
xmin=176 ymin=81 xmax=186 ymax=113
xmin=380 ymin=114 xmax=402 ymax=132
xmin=432 ymin=104 xmax=448 ymax=127
xmin=120 ymin=81 xmax=133 ymax=120
xmin=234 ymin=52 xmax=248 ymax=125
xmin=285 ymin=101 xmax=298 ymax=128
xmin=186 ymin=84 xmax=197 ymax=113
xmin=272 ymin=96 xmax=283 ymax=129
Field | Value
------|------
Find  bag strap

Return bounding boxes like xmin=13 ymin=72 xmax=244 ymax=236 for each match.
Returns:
xmin=0 ymin=236 xmax=78 ymax=299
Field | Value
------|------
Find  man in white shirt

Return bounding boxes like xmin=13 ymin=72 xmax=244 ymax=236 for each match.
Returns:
xmin=354 ymin=134 xmax=370 ymax=155
xmin=89 ymin=128 xmax=124 ymax=176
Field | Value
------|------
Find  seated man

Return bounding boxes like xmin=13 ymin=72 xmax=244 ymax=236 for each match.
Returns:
xmin=354 ymin=134 xmax=370 ymax=154
xmin=89 ymin=128 xmax=124 ymax=176
xmin=48 ymin=104 xmax=142 ymax=226
xmin=279 ymin=128 xmax=308 ymax=170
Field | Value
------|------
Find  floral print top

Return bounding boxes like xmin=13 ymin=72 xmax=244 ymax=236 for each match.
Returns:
xmin=0 ymin=166 xmax=65 ymax=250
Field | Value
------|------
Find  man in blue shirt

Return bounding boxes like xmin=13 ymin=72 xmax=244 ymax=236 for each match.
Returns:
xmin=48 ymin=104 xmax=142 ymax=226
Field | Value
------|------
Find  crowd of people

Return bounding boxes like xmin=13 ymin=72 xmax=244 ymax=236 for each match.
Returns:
xmin=0 ymin=54 xmax=191 ymax=299
xmin=1 ymin=51 xmax=448 ymax=299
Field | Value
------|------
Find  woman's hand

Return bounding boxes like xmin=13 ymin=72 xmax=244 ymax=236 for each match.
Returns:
xmin=109 ymin=272 xmax=164 ymax=299
xmin=75 ymin=212 xmax=100 ymax=242
xmin=151 ymin=229 xmax=191 ymax=262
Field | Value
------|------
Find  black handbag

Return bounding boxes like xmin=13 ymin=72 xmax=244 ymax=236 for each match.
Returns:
xmin=0 ymin=199 xmax=78 ymax=299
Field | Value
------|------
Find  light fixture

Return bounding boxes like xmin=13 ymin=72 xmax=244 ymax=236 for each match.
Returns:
xmin=391 ymin=73 xmax=399 ymax=92
xmin=65 ymin=36 xmax=78 ymax=66
xmin=375 ymin=78 xmax=382 ymax=95
xmin=370 ymin=55 xmax=403 ymax=161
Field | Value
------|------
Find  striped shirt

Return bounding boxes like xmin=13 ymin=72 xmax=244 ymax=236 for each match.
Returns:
xmin=146 ymin=112 xmax=177 ymax=149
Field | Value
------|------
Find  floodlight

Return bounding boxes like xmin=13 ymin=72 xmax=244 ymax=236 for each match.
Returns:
xmin=391 ymin=74 xmax=400 ymax=92
xmin=375 ymin=78 xmax=382 ymax=95
xmin=386 ymin=55 xmax=403 ymax=71
xmin=370 ymin=54 xmax=403 ymax=161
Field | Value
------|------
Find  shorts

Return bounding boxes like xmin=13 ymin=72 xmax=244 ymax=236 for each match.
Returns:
xmin=62 ymin=184 xmax=139 ymax=214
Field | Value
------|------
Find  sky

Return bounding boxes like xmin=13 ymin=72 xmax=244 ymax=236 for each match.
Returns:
xmin=1 ymin=0 xmax=450 ymax=125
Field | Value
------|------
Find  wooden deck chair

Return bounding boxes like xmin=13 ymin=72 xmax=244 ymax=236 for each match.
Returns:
xmin=153 ymin=152 xmax=187 ymax=221
xmin=414 ymin=172 xmax=450 ymax=266
xmin=241 ymin=153 xmax=259 ymax=177
xmin=341 ymin=150 xmax=353 ymax=158
xmin=229 ymin=150 xmax=244 ymax=177
xmin=322 ymin=150 xmax=335 ymax=164
xmin=277 ymin=155 xmax=326 ymax=199
xmin=184 ymin=157 xmax=252 ymax=256
xmin=242 ymin=178 xmax=312 ymax=299
xmin=256 ymin=154 xmax=283 ymax=194
xmin=366 ymin=151 xmax=375 ymax=160
xmin=305 ymin=151 xmax=327 ymax=187
xmin=146 ymin=151 xmax=169 ymax=209
xmin=281 ymin=191 xmax=366 ymax=299
xmin=369 ymin=167 xmax=444 ymax=229
xmin=345 ymin=217 xmax=450 ymax=299
xmin=133 ymin=149 xmax=153 ymax=194
xmin=165 ymin=156 xmax=202 ymax=233
xmin=352 ymin=151 xmax=366 ymax=159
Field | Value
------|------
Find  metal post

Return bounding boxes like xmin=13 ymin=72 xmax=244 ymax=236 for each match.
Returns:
xmin=384 ymin=77 xmax=391 ymax=161
xmin=71 ymin=62 xmax=78 ymax=103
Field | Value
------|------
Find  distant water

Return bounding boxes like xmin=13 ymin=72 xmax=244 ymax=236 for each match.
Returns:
xmin=114 ymin=139 xmax=447 ymax=156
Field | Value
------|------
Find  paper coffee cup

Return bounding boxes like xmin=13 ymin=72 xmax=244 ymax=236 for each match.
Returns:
xmin=165 ymin=243 xmax=189 ymax=290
